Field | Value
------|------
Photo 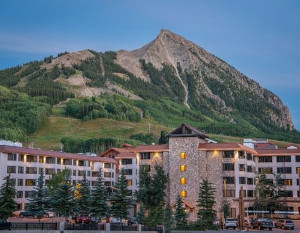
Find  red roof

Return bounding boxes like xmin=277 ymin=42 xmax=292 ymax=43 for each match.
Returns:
xmin=198 ymin=143 xmax=258 ymax=155
xmin=133 ymin=144 xmax=169 ymax=152
xmin=256 ymin=149 xmax=300 ymax=156
xmin=99 ymin=147 xmax=132 ymax=157
xmin=115 ymin=152 xmax=136 ymax=159
xmin=0 ymin=145 xmax=117 ymax=163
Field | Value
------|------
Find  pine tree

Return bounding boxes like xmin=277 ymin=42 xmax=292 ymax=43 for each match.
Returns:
xmin=27 ymin=171 xmax=50 ymax=219
xmin=75 ymin=172 xmax=91 ymax=215
xmin=175 ymin=195 xmax=187 ymax=230
xmin=110 ymin=170 xmax=132 ymax=221
xmin=51 ymin=172 xmax=75 ymax=218
xmin=90 ymin=169 xmax=109 ymax=219
xmin=0 ymin=174 xmax=17 ymax=220
xmin=136 ymin=204 xmax=146 ymax=225
xmin=158 ymin=130 xmax=169 ymax=144
xmin=164 ymin=202 xmax=174 ymax=233
xmin=197 ymin=179 xmax=216 ymax=230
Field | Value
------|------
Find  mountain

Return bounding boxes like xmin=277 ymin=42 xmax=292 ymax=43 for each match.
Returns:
xmin=0 ymin=29 xmax=299 ymax=145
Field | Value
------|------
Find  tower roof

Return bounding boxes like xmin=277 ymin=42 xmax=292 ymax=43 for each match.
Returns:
xmin=167 ymin=123 xmax=207 ymax=139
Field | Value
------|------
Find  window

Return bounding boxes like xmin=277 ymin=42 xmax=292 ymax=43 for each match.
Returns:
xmin=87 ymin=171 xmax=90 ymax=176
xmin=39 ymin=168 xmax=43 ymax=174
xmin=26 ymin=155 xmax=37 ymax=162
xmin=238 ymin=151 xmax=245 ymax=159
xmin=45 ymin=157 xmax=55 ymax=164
xmin=282 ymin=179 xmax=293 ymax=186
xmin=18 ymin=166 xmax=24 ymax=174
xmin=121 ymin=159 xmax=132 ymax=165
xmin=26 ymin=167 xmax=37 ymax=174
xmin=7 ymin=166 xmax=16 ymax=173
xmin=123 ymin=169 xmax=133 ymax=175
xmin=78 ymin=160 xmax=84 ymax=166
xmin=140 ymin=165 xmax=151 ymax=172
xmin=73 ymin=170 xmax=77 ymax=176
xmin=296 ymin=156 xmax=300 ymax=162
xmin=72 ymin=180 xmax=76 ymax=186
xmin=17 ymin=191 xmax=23 ymax=198
xmin=8 ymin=153 xmax=17 ymax=161
xmin=45 ymin=168 xmax=55 ymax=175
xmin=39 ymin=156 xmax=44 ymax=163
xmin=180 ymin=177 xmax=187 ymax=184
xmin=78 ymin=170 xmax=85 ymax=176
xmin=277 ymin=156 xmax=291 ymax=163
xmin=181 ymin=190 xmax=187 ymax=198
xmin=25 ymin=179 xmax=36 ymax=186
xmin=239 ymin=177 xmax=246 ymax=184
xmin=239 ymin=164 xmax=245 ymax=171
xmin=247 ymin=166 xmax=253 ymax=173
xmin=247 ymin=190 xmax=254 ymax=197
xmin=91 ymin=181 xmax=97 ymax=186
xmin=258 ymin=156 xmax=272 ymax=163
xmin=223 ymin=151 xmax=234 ymax=158
xmin=104 ymin=181 xmax=112 ymax=186
xmin=92 ymin=171 xmax=99 ymax=177
xmin=17 ymin=179 xmax=23 ymax=186
xmin=104 ymin=163 xmax=112 ymax=169
xmin=56 ymin=169 xmax=61 ymax=173
xmin=246 ymin=153 xmax=253 ymax=161
xmin=18 ymin=154 xmax=24 ymax=161
xmin=63 ymin=159 xmax=72 ymax=165
xmin=57 ymin=158 xmax=61 ymax=164
xmin=180 ymin=152 xmax=186 ymax=159
xmin=223 ymin=190 xmax=235 ymax=197
xmin=258 ymin=167 xmax=273 ymax=174
xmin=279 ymin=191 xmax=293 ymax=197
xmin=277 ymin=167 xmax=292 ymax=174
xmin=140 ymin=152 xmax=150 ymax=160
xmin=73 ymin=160 xmax=77 ymax=166
xmin=296 ymin=167 xmax=300 ymax=174
xmin=265 ymin=179 xmax=273 ymax=185
xmin=104 ymin=172 xmax=113 ymax=178
xmin=247 ymin=178 xmax=254 ymax=185
xmin=223 ymin=177 xmax=235 ymax=184
xmin=127 ymin=179 xmax=133 ymax=186
xmin=223 ymin=163 xmax=234 ymax=171
xmin=127 ymin=190 xmax=133 ymax=196
xmin=180 ymin=165 xmax=186 ymax=172
xmin=25 ymin=191 xmax=34 ymax=198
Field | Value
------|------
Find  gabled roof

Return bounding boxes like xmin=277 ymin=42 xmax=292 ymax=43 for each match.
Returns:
xmin=256 ymin=149 xmax=300 ymax=156
xmin=134 ymin=144 xmax=169 ymax=153
xmin=168 ymin=123 xmax=207 ymax=139
xmin=198 ymin=143 xmax=258 ymax=155
xmin=99 ymin=147 xmax=132 ymax=157
xmin=0 ymin=145 xmax=117 ymax=163
xmin=115 ymin=152 xmax=136 ymax=159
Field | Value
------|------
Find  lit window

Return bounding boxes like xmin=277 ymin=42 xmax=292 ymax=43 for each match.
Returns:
xmin=181 ymin=190 xmax=187 ymax=198
xmin=127 ymin=179 xmax=133 ymax=186
xmin=180 ymin=152 xmax=186 ymax=159
xmin=180 ymin=177 xmax=187 ymax=184
xmin=180 ymin=165 xmax=186 ymax=172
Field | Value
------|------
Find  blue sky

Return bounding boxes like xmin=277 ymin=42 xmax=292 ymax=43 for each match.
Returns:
xmin=1 ymin=0 xmax=300 ymax=129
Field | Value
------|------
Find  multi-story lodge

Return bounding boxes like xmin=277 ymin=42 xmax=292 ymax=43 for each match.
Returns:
xmin=1 ymin=123 xmax=300 ymax=220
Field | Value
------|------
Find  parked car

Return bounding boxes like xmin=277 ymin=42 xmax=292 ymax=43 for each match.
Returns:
xmin=252 ymin=218 xmax=273 ymax=230
xmin=76 ymin=215 xmax=91 ymax=224
xmin=224 ymin=218 xmax=237 ymax=229
xmin=0 ymin=219 xmax=10 ymax=230
xmin=274 ymin=219 xmax=294 ymax=230
xmin=46 ymin=211 xmax=55 ymax=218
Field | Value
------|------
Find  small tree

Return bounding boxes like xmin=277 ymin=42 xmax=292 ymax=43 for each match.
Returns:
xmin=0 ymin=174 xmax=17 ymax=220
xmin=174 ymin=195 xmax=187 ymax=230
xmin=90 ymin=169 xmax=109 ymax=219
xmin=221 ymin=200 xmax=230 ymax=219
xmin=110 ymin=170 xmax=132 ymax=221
xmin=197 ymin=179 xmax=216 ymax=229
xmin=27 ymin=171 xmax=50 ymax=219
xmin=164 ymin=202 xmax=174 ymax=233
xmin=52 ymin=171 xmax=75 ymax=218
xmin=136 ymin=204 xmax=146 ymax=225
xmin=158 ymin=130 xmax=169 ymax=144
xmin=75 ymin=172 xmax=91 ymax=215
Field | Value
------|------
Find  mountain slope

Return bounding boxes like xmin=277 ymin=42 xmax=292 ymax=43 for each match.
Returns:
xmin=117 ymin=29 xmax=294 ymax=130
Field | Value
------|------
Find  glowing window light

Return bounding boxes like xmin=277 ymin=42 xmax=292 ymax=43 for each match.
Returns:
xmin=180 ymin=152 xmax=187 ymax=159
xmin=180 ymin=177 xmax=187 ymax=184
xmin=180 ymin=165 xmax=186 ymax=172
xmin=181 ymin=190 xmax=187 ymax=198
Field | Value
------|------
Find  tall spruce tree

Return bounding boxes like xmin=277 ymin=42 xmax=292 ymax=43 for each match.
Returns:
xmin=110 ymin=170 xmax=132 ymax=221
xmin=0 ymin=174 xmax=17 ymax=220
xmin=90 ymin=169 xmax=109 ymax=219
xmin=164 ymin=202 xmax=174 ymax=233
xmin=136 ymin=204 xmax=146 ymax=225
xmin=27 ymin=171 xmax=50 ymax=218
xmin=51 ymin=171 xmax=75 ymax=218
xmin=174 ymin=195 xmax=187 ymax=230
xmin=75 ymin=172 xmax=91 ymax=215
xmin=197 ymin=179 xmax=216 ymax=229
